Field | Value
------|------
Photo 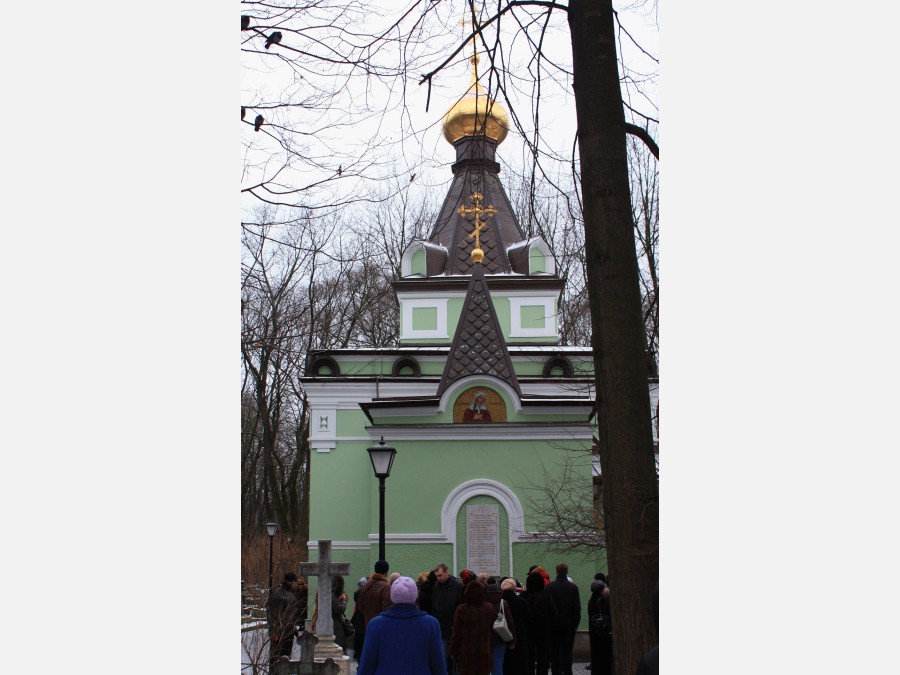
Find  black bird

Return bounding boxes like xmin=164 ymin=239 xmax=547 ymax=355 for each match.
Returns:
xmin=254 ymin=115 xmax=264 ymax=132
xmin=265 ymin=31 xmax=282 ymax=49
xmin=241 ymin=15 xmax=250 ymax=31
xmin=337 ymin=165 xmax=342 ymax=176
xmin=410 ymin=173 xmax=416 ymax=182
xmin=241 ymin=106 xmax=246 ymax=120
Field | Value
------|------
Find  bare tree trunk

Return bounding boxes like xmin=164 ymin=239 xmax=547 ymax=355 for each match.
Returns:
xmin=568 ymin=1 xmax=659 ymax=672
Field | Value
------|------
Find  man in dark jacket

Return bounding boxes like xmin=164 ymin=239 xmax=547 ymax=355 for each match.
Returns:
xmin=355 ymin=561 xmax=393 ymax=662
xmin=501 ymin=577 xmax=532 ymax=675
xmin=546 ymin=563 xmax=580 ymax=675
xmin=267 ymin=572 xmax=303 ymax=663
xmin=431 ymin=562 xmax=463 ymax=674
xmin=359 ymin=560 xmax=393 ymax=626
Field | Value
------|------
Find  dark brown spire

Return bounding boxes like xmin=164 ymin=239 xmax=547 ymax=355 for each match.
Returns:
xmin=437 ymin=262 xmax=521 ymax=397
xmin=426 ymin=137 xmax=526 ymax=275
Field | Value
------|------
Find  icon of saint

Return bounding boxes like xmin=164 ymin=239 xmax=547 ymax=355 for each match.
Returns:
xmin=462 ymin=390 xmax=492 ymax=423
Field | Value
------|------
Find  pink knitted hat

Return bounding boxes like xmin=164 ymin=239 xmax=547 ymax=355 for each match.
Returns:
xmin=390 ymin=576 xmax=418 ymax=604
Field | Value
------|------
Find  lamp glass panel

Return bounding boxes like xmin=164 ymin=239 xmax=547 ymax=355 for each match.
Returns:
xmin=367 ymin=444 xmax=397 ymax=477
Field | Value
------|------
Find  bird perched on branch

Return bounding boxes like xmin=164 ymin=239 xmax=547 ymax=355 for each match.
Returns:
xmin=241 ymin=106 xmax=246 ymax=120
xmin=241 ymin=15 xmax=250 ymax=30
xmin=254 ymin=115 xmax=264 ymax=132
xmin=265 ymin=31 xmax=282 ymax=49
xmin=337 ymin=165 xmax=343 ymax=176
xmin=410 ymin=173 xmax=416 ymax=182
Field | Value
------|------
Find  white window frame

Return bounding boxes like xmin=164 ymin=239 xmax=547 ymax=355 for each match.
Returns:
xmin=508 ymin=297 xmax=557 ymax=338
xmin=400 ymin=298 xmax=449 ymax=340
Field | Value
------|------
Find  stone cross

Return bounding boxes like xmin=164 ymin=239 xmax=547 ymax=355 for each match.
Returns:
xmin=297 ymin=540 xmax=350 ymax=663
xmin=273 ymin=632 xmax=341 ymax=675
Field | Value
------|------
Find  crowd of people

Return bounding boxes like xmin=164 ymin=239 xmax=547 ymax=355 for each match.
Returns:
xmin=266 ymin=560 xmax=657 ymax=675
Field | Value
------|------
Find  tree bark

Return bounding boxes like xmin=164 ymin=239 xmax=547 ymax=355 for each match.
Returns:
xmin=567 ymin=1 xmax=659 ymax=673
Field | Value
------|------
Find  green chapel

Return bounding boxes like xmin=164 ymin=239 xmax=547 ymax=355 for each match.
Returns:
xmin=298 ymin=52 xmax=654 ymax=630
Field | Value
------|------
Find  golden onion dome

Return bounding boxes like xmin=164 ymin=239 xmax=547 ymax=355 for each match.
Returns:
xmin=442 ymin=54 xmax=509 ymax=146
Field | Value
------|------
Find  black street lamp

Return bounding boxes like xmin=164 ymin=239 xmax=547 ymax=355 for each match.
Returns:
xmin=266 ymin=521 xmax=278 ymax=594
xmin=366 ymin=436 xmax=397 ymax=561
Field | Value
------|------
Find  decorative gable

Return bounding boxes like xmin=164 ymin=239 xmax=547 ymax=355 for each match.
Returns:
xmin=437 ymin=263 xmax=521 ymax=397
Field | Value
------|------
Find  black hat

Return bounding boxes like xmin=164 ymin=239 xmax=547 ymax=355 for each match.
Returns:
xmin=284 ymin=572 xmax=298 ymax=583
xmin=374 ymin=560 xmax=389 ymax=574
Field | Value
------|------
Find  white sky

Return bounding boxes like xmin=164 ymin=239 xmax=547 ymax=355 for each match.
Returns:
xmin=240 ymin=0 xmax=659 ymax=221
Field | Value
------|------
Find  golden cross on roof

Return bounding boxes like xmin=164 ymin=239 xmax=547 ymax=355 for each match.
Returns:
xmin=459 ymin=16 xmax=481 ymax=80
xmin=457 ymin=192 xmax=497 ymax=262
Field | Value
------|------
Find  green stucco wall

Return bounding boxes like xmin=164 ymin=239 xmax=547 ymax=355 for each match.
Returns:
xmin=412 ymin=306 xmax=438 ymax=331
xmin=529 ymin=248 xmax=546 ymax=274
xmin=411 ymin=249 xmax=426 ymax=276
xmin=310 ymin=436 xmax=594 ymax=540
xmin=520 ymin=304 xmax=547 ymax=330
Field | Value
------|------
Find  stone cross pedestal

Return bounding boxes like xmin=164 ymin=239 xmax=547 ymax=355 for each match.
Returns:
xmin=273 ymin=632 xmax=341 ymax=675
xmin=298 ymin=540 xmax=351 ymax=674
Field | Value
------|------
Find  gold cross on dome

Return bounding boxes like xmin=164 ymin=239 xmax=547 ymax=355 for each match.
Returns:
xmin=459 ymin=16 xmax=481 ymax=78
xmin=457 ymin=192 xmax=497 ymax=250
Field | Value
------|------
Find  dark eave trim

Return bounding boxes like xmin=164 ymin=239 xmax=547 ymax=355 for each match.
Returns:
xmin=392 ymin=276 xmax=565 ymax=293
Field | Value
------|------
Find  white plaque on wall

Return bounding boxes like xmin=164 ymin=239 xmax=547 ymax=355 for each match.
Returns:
xmin=466 ymin=504 xmax=500 ymax=576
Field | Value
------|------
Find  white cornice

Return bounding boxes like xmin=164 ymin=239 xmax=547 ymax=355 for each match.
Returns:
xmin=496 ymin=289 xmax=561 ymax=298
xmin=308 ymin=345 xmax=590 ymax=354
xmin=520 ymin=383 xmax=594 ymax=397
xmin=307 ymin=540 xmax=373 ymax=550
xmin=396 ymin=291 xmax=468 ymax=300
xmin=367 ymin=533 xmax=450 ymax=545
xmin=363 ymin=425 xmax=595 ymax=440
xmin=306 ymin=536 xmax=451 ymax=549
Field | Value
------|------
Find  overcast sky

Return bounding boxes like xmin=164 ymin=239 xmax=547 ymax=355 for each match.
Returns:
xmin=240 ymin=0 xmax=659 ymax=219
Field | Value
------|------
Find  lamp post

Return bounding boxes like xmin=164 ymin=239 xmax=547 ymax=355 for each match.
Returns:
xmin=266 ymin=521 xmax=278 ymax=595
xmin=366 ymin=436 xmax=397 ymax=561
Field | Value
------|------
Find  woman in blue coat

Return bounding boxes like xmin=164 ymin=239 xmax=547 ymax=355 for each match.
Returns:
xmin=357 ymin=576 xmax=448 ymax=675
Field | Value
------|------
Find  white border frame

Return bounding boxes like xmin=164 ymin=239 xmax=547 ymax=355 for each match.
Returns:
xmin=442 ymin=479 xmax=525 ymax=577
xmin=399 ymin=241 xmax=424 ymax=277
xmin=509 ymin=297 xmax=558 ymax=338
xmin=400 ymin=298 xmax=449 ymax=340
xmin=527 ymin=238 xmax=556 ymax=275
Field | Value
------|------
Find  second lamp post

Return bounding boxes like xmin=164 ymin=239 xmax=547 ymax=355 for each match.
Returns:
xmin=366 ymin=436 xmax=397 ymax=561
xmin=266 ymin=521 xmax=278 ymax=594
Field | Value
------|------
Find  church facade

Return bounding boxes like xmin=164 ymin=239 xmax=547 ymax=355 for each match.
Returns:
xmin=299 ymin=51 xmax=656 ymax=628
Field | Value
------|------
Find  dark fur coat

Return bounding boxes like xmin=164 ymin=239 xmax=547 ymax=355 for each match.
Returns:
xmin=449 ymin=581 xmax=495 ymax=675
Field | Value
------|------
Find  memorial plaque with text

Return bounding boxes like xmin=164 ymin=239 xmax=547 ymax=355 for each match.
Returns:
xmin=466 ymin=504 xmax=500 ymax=576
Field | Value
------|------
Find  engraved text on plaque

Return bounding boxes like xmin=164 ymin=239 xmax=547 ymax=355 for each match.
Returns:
xmin=466 ymin=503 xmax=500 ymax=575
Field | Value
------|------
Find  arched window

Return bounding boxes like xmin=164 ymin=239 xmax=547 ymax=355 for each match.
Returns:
xmin=306 ymin=356 xmax=340 ymax=376
xmin=391 ymin=356 xmax=421 ymax=377
xmin=542 ymin=355 xmax=574 ymax=378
